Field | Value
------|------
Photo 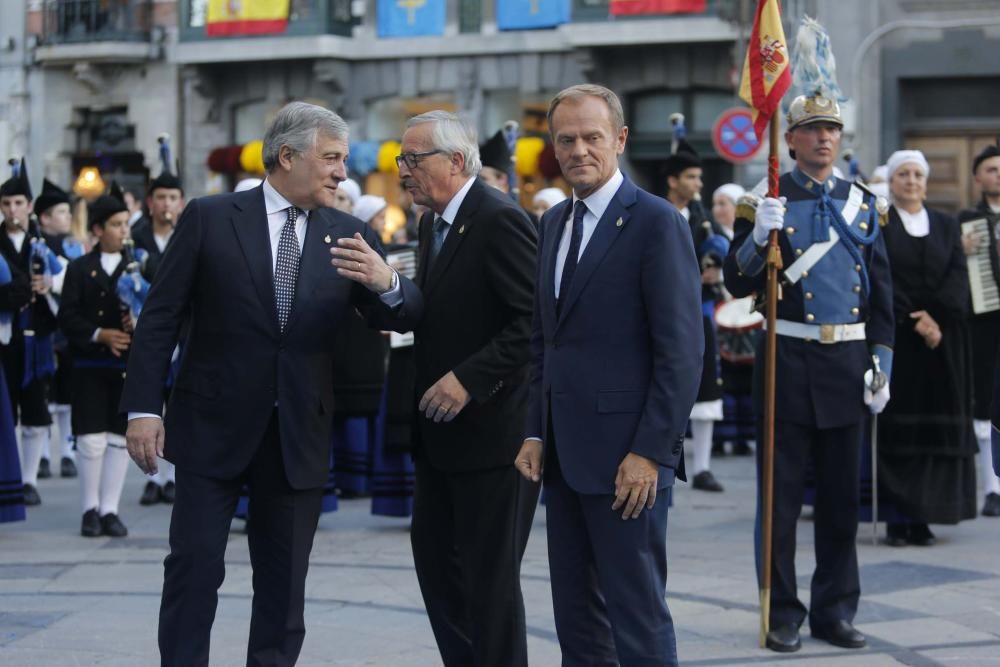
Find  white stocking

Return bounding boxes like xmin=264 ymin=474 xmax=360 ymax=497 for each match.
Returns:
xmin=99 ymin=434 xmax=130 ymax=516
xmin=19 ymin=426 xmax=48 ymax=486
xmin=690 ymin=419 xmax=714 ymax=475
xmin=976 ymin=420 xmax=1000 ymax=496
xmin=76 ymin=433 xmax=107 ymax=512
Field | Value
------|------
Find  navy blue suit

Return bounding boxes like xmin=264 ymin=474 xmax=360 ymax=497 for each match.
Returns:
xmin=121 ymin=185 xmax=422 ymax=666
xmin=526 ymin=175 xmax=702 ymax=666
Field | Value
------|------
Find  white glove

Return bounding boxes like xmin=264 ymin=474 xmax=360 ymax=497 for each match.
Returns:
xmin=863 ymin=369 xmax=890 ymax=415
xmin=752 ymin=196 xmax=786 ymax=246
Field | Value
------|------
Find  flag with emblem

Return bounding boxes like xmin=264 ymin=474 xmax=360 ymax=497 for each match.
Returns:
xmin=738 ymin=0 xmax=792 ymax=138
xmin=497 ymin=0 xmax=570 ymax=30
xmin=206 ymin=0 xmax=291 ymax=37
xmin=377 ymin=0 xmax=446 ymax=38
xmin=609 ymin=0 xmax=706 ymax=15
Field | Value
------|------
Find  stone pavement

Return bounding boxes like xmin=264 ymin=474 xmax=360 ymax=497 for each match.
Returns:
xmin=2 ymin=451 xmax=999 ymax=666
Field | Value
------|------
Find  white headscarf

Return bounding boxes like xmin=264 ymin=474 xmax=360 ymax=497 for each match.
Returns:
xmin=712 ymin=183 xmax=745 ymax=205
xmin=234 ymin=178 xmax=262 ymax=192
xmin=352 ymin=195 xmax=387 ymax=224
xmin=337 ymin=178 xmax=362 ymax=206
xmin=533 ymin=187 xmax=567 ymax=210
xmin=886 ymin=150 xmax=930 ymax=181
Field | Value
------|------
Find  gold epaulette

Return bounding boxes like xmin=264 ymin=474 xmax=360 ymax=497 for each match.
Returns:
xmin=852 ymin=180 xmax=890 ymax=227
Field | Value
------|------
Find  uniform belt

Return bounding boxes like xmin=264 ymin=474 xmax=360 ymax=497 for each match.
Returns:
xmin=765 ymin=319 xmax=866 ymax=344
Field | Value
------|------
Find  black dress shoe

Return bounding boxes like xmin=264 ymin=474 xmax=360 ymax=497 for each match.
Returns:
xmin=60 ymin=457 xmax=77 ymax=478
xmin=81 ymin=509 xmax=102 ymax=537
xmin=885 ymin=522 xmax=908 ymax=547
xmin=765 ymin=624 xmax=801 ymax=652
xmin=139 ymin=481 xmax=161 ymax=506
xmin=37 ymin=458 xmax=51 ymax=479
xmin=692 ymin=470 xmax=725 ymax=492
xmin=160 ymin=481 xmax=176 ymax=504
xmin=907 ymin=523 xmax=936 ymax=546
xmin=22 ymin=484 xmax=41 ymax=506
xmin=812 ymin=620 xmax=866 ymax=649
xmin=982 ymin=492 xmax=1000 ymax=517
xmin=100 ymin=513 xmax=128 ymax=538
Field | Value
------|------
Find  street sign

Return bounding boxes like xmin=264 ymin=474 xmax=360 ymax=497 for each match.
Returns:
xmin=712 ymin=108 xmax=762 ymax=164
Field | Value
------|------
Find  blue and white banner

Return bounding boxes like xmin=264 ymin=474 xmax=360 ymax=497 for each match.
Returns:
xmin=496 ymin=0 xmax=570 ymax=31
xmin=377 ymin=0 xmax=446 ymax=38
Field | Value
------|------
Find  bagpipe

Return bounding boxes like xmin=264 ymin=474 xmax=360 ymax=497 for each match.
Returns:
xmin=21 ymin=214 xmax=64 ymax=386
xmin=115 ymin=238 xmax=150 ymax=331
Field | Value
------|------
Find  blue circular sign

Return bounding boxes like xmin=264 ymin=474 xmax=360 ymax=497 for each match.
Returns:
xmin=712 ymin=108 xmax=761 ymax=163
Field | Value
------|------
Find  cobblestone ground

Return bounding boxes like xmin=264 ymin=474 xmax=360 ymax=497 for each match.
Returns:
xmin=2 ymin=451 xmax=999 ymax=666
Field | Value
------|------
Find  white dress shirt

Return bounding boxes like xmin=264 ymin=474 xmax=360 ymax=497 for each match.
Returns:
xmin=553 ymin=169 xmax=624 ymax=299
xmin=6 ymin=229 xmax=25 ymax=253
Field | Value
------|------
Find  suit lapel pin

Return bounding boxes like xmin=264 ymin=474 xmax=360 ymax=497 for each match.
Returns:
xmin=90 ymin=270 xmax=97 ymax=278
xmin=616 ymin=217 xmax=624 ymax=228
xmin=324 ymin=234 xmax=331 ymax=244
xmin=458 ymin=225 xmax=466 ymax=234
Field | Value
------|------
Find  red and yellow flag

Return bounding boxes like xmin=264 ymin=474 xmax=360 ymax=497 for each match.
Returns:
xmin=206 ymin=0 xmax=290 ymax=37
xmin=738 ymin=0 xmax=792 ymax=138
xmin=609 ymin=0 xmax=706 ymax=16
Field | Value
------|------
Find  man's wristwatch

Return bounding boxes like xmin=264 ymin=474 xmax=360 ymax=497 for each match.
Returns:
xmin=380 ymin=268 xmax=399 ymax=295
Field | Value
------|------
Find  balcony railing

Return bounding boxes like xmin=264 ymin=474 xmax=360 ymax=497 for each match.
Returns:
xmin=39 ymin=0 xmax=153 ymax=45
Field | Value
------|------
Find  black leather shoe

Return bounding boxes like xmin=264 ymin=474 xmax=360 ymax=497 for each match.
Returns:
xmin=100 ymin=513 xmax=128 ymax=538
xmin=765 ymin=624 xmax=801 ymax=652
xmin=692 ymin=470 xmax=725 ymax=492
xmin=22 ymin=484 xmax=41 ymax=506
xmin=885 ymin=522 xmax=908 ymax=547
xmin=982 ymin=492 xmax=1000 ymax=517
xmin=812 ymin=620 xmax=866 ymax=649
xmin=60 ymin=457 xmax=77 ymax=478
xmin=81 ymin=509 xmax=101 ymax=537
xmin=160 ymin=481 xmax=176 ymax=504
xmin=907 ymin=523 xmax=936 ymax=546
xmin=139 ymin=481 xmax=161 ymax=506
xmin=37 ymin=458 xmax=51 ymax=479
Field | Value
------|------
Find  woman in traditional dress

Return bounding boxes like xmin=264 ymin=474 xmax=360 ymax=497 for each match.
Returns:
xmin=878 ymin=149 xmax=978 ymax=546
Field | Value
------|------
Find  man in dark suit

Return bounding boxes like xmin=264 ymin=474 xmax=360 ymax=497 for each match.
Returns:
xmin=515 ymin=84 xmax=702 ymax=666
xmin=396 ymin=110 xmax=538 ymax=666
xmin=122 ymin=101 xmax=422 ymax=667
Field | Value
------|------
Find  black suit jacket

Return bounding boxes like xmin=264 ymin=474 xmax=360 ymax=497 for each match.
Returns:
xmin=412 ymin=178 xmax=537 ymax=472
xmin=130 ymin=217 xmax=168 ymax=282
xmin=58 ymin=249 xmax=130 ymax=363
xmin=120 ymin=185 xmax=423 ymax=489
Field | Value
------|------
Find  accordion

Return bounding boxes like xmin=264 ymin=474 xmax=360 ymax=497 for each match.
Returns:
xmin=962 ymin=217 xmax=1000 ymax=315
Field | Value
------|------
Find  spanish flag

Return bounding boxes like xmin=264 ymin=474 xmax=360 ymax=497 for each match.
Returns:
xmin=738 ymin=0 xmax=792 ymax=138
xmin=206 ymin=0 xmax=290 ymax=37
xmin=609 ymin=0 xmax=706 ymax=14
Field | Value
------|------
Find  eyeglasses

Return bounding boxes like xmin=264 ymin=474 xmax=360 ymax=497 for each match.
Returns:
xmin=395 ymin=150 xmax=445 ymax=170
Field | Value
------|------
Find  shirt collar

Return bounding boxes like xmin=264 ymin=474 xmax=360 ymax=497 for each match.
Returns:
xmin=439 ymin=176 xmax=476 ymax=225
xmin=791 ymin=166 xmax=837 ymax=194
xmin=262 ymin=178 xmax=309 ymax=220
xmin=573 ymin=169 xmax=624 ymax=220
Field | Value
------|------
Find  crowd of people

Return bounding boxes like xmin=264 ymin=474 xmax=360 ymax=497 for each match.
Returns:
xmin=0 ymin=80 xmax=998 ymax=667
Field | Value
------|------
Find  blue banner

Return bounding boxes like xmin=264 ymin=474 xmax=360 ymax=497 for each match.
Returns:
xmin=496 ymin=0 xmax=570 ymax=30
xmin=377 ymin=0 xmax=446 ymax=38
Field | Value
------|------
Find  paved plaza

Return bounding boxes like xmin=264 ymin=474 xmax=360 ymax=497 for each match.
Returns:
xmin=2 ymin=451 xmax=999 ymax=666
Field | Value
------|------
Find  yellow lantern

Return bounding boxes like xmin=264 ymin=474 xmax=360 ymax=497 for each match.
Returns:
xmin=514 ymin=137 xmax=545 ymax=177
xmin=377 ymin=141 xmax=402 ymax=175
xmin=72 ymin=167 xmax=106 ymax=201
xmin=239 ymin=140 xmax=266 ymax=175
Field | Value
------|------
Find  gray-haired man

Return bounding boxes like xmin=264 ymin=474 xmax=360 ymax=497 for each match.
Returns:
xmin=122 ymin=101 xmax=423 ymax=666
xmin=400 ymin=111 xmax=539 ymax=666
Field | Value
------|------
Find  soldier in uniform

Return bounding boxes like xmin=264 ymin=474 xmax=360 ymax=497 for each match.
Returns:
xmin=35 ymin=177 xmax=84 ymax=480
xmin=724 ymin=93 xmax=894 ymax=653
xmin=0 ymin=160 xmax=58 ymax=506
xmin=58 ymin=184 xmax=136 ymax=537
xmin=132 ymin=161 xmax=184 ymax=505
xmin=665 ymin=138 xmax=728 ymax=492
xmin=957 ymin=142 xmax=1000 ymax=517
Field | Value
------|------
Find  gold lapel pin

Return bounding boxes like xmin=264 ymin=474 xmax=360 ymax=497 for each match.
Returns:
xmin=616 ymin=217 xmax=623 ymax=228
xmin=324 ymin=234 xmax=331 ymax=244
xmin=458 ymin=225 xmax=466 ymax=234
xmin=90 ymin=270 xmax=97 ymax=278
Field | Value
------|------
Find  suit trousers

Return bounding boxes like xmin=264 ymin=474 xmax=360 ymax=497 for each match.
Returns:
xmin=410 ymin=455 xmax=539 ymax=667
xmin=755 ymin=419 xmax=862 ymax=631
xmin=158 ymin=410 xmax=323 ymax=667
xmin=544 ymin=446 xmax=677 ymax=667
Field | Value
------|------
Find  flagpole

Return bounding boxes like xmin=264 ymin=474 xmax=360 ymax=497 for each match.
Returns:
xmin=759 ymin=112 xmax=783 ymax=648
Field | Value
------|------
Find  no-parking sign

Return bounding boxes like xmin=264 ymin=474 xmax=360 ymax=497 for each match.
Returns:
xmin=712 ymin=108 xmax=762 ymax=163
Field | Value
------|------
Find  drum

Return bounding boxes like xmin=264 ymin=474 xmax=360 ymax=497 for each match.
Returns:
xmin=715 ymin=297 xmax=764 ymax=365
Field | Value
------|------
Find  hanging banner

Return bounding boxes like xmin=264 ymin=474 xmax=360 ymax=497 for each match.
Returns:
xmin=610 ymin=0 xmax=707 ymax=15
xmin=377 ymin=0 xmax=447 ymax=38
xmin=206 ymin=0 xmax=290 ymax=37
xmin=496 ymin=0 xmax=570 ymax=30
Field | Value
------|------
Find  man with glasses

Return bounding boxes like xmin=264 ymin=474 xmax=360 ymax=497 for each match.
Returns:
xmin=400 ymin=111 xmax=539 ymax=667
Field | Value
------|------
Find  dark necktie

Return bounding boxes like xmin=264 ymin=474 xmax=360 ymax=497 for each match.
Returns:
xmin=557 ymin=200 xmax=588 ymax=316
xmin=429 ymin=215 xmax=449 ymax=265
xmin=274 ymin=206 xmax=301 ymax=333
